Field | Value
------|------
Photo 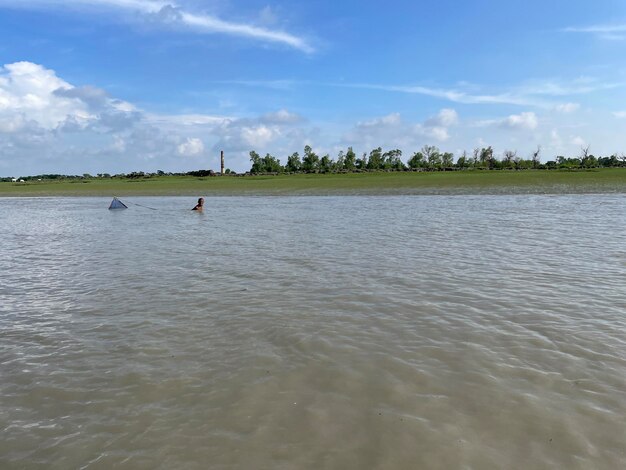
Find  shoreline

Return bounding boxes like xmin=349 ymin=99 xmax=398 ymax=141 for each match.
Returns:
xmin=1 ymin=169 xmax=625 ymax=197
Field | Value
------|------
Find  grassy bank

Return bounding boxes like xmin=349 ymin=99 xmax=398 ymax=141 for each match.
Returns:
xmin=1 ymin=168 xmax=626 ymax=196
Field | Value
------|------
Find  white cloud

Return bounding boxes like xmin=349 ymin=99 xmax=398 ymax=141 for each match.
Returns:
xmin=146 ymin=113 xmax=232 ymax=128
xmin=563 ymin=23 xmax=626 ymax=40
xmin=240 ymin=125 xmax=276 ymax=147
xmin=424 ymin=108 xmax=458 ymax=127
xmin=416 ymin=125 xmax=449 ymax=142
xmin=0 ymin=61 xmax=223 ymax=173
xmin=357 ymin=113 xmax=401 ymax=128
xmin=0 ymin=61 xmax=142 ymax=138
xmin=0 ymin=61 xmax=91 ymax=130
xmin=344 ymin=83 xmax=542 ymax=107
xmin=342 ymin=109 xmax=457 ymax=148
xmin=571 ymin=136 xmax=586 ymax=147
xmin=473 ymin=111 xmax=538 ymax=131
xmin=334 ymin=76 xmax=624 ymax=109
xmin=414 ymin=109 xmax=458 ymax=142
xmin=177 ymin=137 xmax=204 ymax=156
xmin=612 ymin=111 xmax=626 ymax=119
xmin=500 ymin=112 xmax=538 ymax=130
xmin=260 ymin=109 xmax=303 ymax=124
xmin=555 ymin=103 xmax=579 ymax=113
xmin=0 ymin=0 xmax=313 ymax=52
xmin=517 ymin=78 xmax=620 ymax=96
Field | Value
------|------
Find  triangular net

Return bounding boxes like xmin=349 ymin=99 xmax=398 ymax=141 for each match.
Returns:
xmin=109 ymin=197 xmax=128 ymax=210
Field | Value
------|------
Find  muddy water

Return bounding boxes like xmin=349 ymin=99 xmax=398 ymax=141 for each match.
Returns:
xmin=1 ymin=195 xmax=625 ymax=469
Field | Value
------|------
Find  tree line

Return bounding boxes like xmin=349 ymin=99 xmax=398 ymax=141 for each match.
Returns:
xmin=3 ymin=144 xmax=625 ymax=181
xmin=248 ymin=145 xmax=626 ymax=174
xmin=0 ymin=169 xmax=235 ymax=182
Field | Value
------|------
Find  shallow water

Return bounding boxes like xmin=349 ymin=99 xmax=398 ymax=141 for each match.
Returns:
xmin=1 ymin=195 xmax=625 ymax=469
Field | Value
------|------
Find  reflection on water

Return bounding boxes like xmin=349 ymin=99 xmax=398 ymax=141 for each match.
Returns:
xmin=1 ymin=196 xmax=625 ymax=469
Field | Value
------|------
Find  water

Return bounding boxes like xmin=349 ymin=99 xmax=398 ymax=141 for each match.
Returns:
xmin=1 ymin=195 xmax=625 ymax=469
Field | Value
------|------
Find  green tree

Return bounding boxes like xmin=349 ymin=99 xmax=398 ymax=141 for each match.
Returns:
xmin=249 ymin=150 xmax=263 ymax=173
xmin=503 ymin=150 xmax=516 ymax=169
xmin=599 ymin=154 xmax=619 ymax=167
xmin=262 ymin=153 xmax=283 ymax=172
xmin=383 ymin=149 xmax=404 ymax=170
xmin=531 ymin=146 xmax=541 ymax=169
xmin=456 ymin=151 xmax=468 ymax=169
xmin=441 ymin=152 xmax=454 ymax=168
xmin=471 ymin=148 xmax=480 ymax=167
xmin=335 ymin=151 xmax=345 ymax=171
xmin=422 ymin=145 xmax=442 ymax=169
xmin=355 ymin=152 xmax=368 ymax=170
xmin=302 ymin=145 xmax=320 ymax=173
xmin=286 ymin=152 xmax=301 ymax=172
xmin=479 ymin=146 xmax=494 ymax=169
xmin=407 ymin=151 xmax=426 ymax=169
xmin=366 ymin=147 xmax=384 ymax=170
xmin=320 ymin=154 xmax=333 ymax=173
xmin=516 ymin=158 xmax=532 ymax=170
xmin=344 ymin=147 xmax=357 ymax=171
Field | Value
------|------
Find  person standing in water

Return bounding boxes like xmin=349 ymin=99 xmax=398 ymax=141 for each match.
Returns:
xmin=192 ymin=197 xmax=204 ymax=211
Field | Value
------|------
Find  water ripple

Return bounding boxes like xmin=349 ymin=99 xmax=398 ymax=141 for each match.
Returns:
xmin=1 ymin=195 xmax=625 ymax=469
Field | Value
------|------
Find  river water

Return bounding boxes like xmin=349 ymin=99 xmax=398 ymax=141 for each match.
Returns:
xmin=1 ymin=195 xmax=625 ymax=469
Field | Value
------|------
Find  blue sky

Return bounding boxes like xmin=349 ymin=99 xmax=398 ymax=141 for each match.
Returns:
xmin=2 ymin=0 xmax=626 ymax=175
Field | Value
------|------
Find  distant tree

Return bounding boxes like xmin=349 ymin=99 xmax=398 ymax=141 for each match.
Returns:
xmin=344 ymin=147 xmax=357 ymax=171
xmin=531 ymin=146 xmax=541 ymax=169
xmin=383 ymin=149 xmax=404 ymax=170
xmin=355 ymin=152 xmax=368 ymax=170
xmin=441 ymin=152 xmax=454 ymax=168
xmin=157 ymin=170 xmax=165 ymax=176
xmin=334 ymin=151 xmax=345 ymax=171
xmin=479 ymin=146 xmax=494 ymax=169
xmin=598 ymin=154 xmax=619 ymax=167
xmin=286 ymin=152 xmax=301 ymax=172
xmin=456 ymin=151 xmax=468 ymax=169
xmin=302 ymin=145 xmax=320 ymax=173
xmin=407 ymin=151 xmax=426 ymax=169
xmin=187 ymin=169 xmax=212 ymax=177
xmin=366 ymin=147 xmax=384 ymax=170
xmin=320 ymin=154 xmax=333 ymax=173
xmin=262 ymin=153 xmax=283 ymax=172
xmin=580 ymin=145 xmax=591 ymax=168
xmin=503 ymin=150 xmax=517 ymax=169
xmin=249 ymin=150 xmax=263 ymax=173
xmin=516 ymin=157 xmax=532 ymax=170
xmin=472 ymin=148 xmax=480 ymax=167
xmin=422 ymin=145 xmax=442 ymax=169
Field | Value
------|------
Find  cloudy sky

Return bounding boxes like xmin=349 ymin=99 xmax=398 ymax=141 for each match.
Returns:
xmin=2 ymin=0 xmax=626 ymax=175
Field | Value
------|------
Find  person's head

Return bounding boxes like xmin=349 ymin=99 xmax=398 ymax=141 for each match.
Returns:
xmin=198 ymin=197 xmax=204 ymax=206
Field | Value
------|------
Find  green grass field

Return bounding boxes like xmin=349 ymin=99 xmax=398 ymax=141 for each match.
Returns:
xmin=1 ymin=169 xmax=625 ymax=196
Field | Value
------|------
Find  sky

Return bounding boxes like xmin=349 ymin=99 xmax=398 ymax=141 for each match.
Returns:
xmin=2 ymin=0 xmax=626 ymax=175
